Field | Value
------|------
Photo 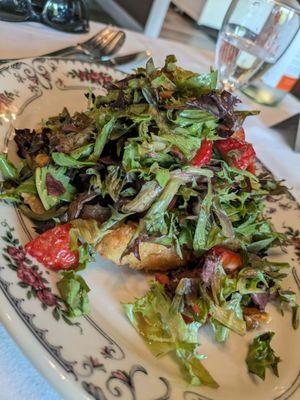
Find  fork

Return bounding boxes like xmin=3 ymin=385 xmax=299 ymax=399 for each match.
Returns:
xmin=0 ymin=27 xmax=126 ymax=64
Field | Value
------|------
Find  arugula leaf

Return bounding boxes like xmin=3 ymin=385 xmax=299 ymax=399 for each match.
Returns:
xmin=70 ymin=143 xmax=94 ymax=159
xmin=211 ymin=295 xmax=246 ymax=336
xmin=185 ymin=70 xmax=218 ymax=91
xmin=176 ymin=344 xmax=219 ymax=388
xmin=57 ymin=270 xmax=90 ymax=318
xmin=93 ymin=116 xmax=116 ymax=159
xmin=105 ymin=166 xmax=124 ymax=202
xmin=0 ymin=192 xmax=21 ymax=203
xmin=193 ymin=182 xmax=212 ymax=252
xmin=160 ymin=130 xmax=201 ymax=159
xmin=246 ymin=332 xmax=281 ymax=380
xmin=0 ymin=154 xmax=18 ymax=181
xmin=144 ymin=178 xmax=182 ymax=233
xmin=155 ymin=168 xmax=170 ymax=188
xmin=151 ymin=73 xmax=176 ymax=90
xmin=277 ymin=290 xmax=299 ymax=329
xmin=52 ymin=152 xmax=95 ymax=167
xmin=15 ymin=176 xmax=37 ymax=194
xmin=121 ymin=180 xmax=162 ymax=213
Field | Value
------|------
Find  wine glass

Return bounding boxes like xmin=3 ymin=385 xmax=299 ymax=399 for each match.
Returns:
xmin=215 ymin=0 xmax=300 ymax=92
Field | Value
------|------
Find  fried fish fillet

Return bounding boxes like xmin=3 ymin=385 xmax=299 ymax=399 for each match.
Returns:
xmin=96 ymin=222 xmax=190 ymax=271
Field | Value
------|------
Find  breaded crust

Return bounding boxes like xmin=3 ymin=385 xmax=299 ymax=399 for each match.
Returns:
xmin=96 ymin=222 xmax=189 ymax=271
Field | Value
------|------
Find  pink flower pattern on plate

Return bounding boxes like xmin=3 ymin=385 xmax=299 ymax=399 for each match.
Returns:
xmin=68 ymin=68 xmax=113 ymax=85
xmin=7 ymin=246 xmax=56 ymax=307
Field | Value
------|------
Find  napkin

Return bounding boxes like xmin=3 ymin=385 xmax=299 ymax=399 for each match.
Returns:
xmin=0 ymin=326 xmax=62 ymax=400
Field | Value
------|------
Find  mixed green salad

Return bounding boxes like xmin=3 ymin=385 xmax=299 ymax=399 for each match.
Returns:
xmin=0 ymin=56 xmax=298 ymax=387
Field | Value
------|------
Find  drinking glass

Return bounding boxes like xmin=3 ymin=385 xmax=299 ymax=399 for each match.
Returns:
xmin=215 ymin=0 xmax=300 ymax=92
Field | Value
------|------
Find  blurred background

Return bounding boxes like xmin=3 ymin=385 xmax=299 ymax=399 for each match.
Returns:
xmin=88 ymin=0 xmax=299 ymax=101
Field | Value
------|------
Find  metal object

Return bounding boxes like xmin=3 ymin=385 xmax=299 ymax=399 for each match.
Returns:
xmin=102 ymin=50 xmax=151 ymax=66
xmin=0 ymin=27 xmax=126 ymax=64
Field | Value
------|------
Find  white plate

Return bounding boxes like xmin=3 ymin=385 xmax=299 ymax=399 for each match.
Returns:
xmin=0 ymin=58 xmax=299 ymax=400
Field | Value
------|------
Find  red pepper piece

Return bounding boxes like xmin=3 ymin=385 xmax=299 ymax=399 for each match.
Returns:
xmin=210 ymin=245 xmax=242 ymax=273
xmin=155 ymin=273 xmax=170 ymax=285
xmin=215 ymin=137 xmax=256 ymax=170
xmin=247 ymin=161 xmax=256 ymax=175
xmin=182 ymin=314 xmax=194 ymax=324
xmin=191 ymin=303 xmax=201 ymax=315
xmin=25 ymin=223 xmax=79 ymax=271
xmin=191 ymin=139 xmax=213 ymax=166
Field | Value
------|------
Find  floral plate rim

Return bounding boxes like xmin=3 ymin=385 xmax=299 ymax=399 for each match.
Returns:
xmin=0 ymin=57 xmax=299 ymax=400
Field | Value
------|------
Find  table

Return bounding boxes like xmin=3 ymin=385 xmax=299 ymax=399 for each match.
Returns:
xmin=0 ymin=19 xmax=300 ymax=400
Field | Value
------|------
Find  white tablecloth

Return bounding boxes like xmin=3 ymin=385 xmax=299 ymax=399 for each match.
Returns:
xmin=0 ymin=20 xmax=300 ymax=400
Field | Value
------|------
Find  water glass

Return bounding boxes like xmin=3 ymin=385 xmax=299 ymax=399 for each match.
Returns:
xmin=215 ymin=0 xmax=300 ymax=92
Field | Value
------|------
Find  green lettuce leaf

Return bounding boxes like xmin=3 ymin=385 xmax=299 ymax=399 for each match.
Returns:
xmin=93 ymin=116 xmax=116 ymax=159
xmin=246 ymin=332 xmax=281 ymax=380
xmin=211 ymin=293 xmax=245 ymax=341
xmin=121 ymin=180 xmax=162 ymax=213
xmin=35 ymin=166 xmax=75 ymax=210
xmin=52 ymin=152 xmax=95 ymax=167
xmin=0 ymin=154 xmax=18 ymax=181
xmin=70 ymin=143 xmax=94 ymax=159
xmin=193 ymin=181 xmax=212 ymax=252
xmin=123 ymin=281 xmax=218 ymax=387
xmin=185 ymin=70 xmax=218 ymax=91
xmin=143 ymin=178 xmax=182 ymax=234
xmin=57 ymin=270 xmax=90 ymax=318
xmin=176 ymin=343 xmax=219 ymax=388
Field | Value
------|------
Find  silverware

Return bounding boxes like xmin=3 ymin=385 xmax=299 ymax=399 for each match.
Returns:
xmin=101 ymin=50 xmax=152 ymax=66
xmin=0 ymin=26 xmax=126 ymax=64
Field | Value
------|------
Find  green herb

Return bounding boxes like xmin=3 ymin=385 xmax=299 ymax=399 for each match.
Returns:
xmin=123 ymin=281 xmax=218 ymax=387
xmin=121 ymin=180 xmax=162 ymax=213
xmin=52 ymin=152 xmax=95 ymax=167
xmin=35 ymin=166 xmax=75 ymax=210
xmin=0 ymin=154 xmax=18 ymax=181
xmin=93 ymin=116 xmax=116 ymax=159
xmin=246 ymin=332 xmax=281 ymax=380
xmin=193 ymin=181 xmax=212 ymax=252
xmin=57 ymin=270 xmax=90 ymax=318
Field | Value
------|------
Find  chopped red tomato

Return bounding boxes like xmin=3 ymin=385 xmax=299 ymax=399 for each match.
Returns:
xmin=182 ymin=314 xmax=194 ymax=324
xmin=191 ymin=303 xmax=201 ymax=315
xmin=25 ymin=223 xmax=79 ymax=271
xmin=191 ymin=139 xmax=213 ymax=166
xmin=155 ymin=273 xmax=170 ymax=285
xmin=215 ymin=138 xmax=256 ymax=170
xmin=247 ymin=161 xmax=256 ymax=175
xmin=210 ymin=245 xmax=242 ymax=273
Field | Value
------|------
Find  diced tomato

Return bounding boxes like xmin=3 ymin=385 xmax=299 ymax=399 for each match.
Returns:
xmin=210 ymin=245 xmax=242 ymax=273
xmin=25 ymin=223 xmax=79 ymax=271
xmin=191 ymin=139 xmax=213 ymax=166
xmin=232 ymin=127 xmax=245 ymax=141
xmin=215 ymin=138 xmax=256 ymax=170
xmin=191 ymin=303 xmax=201 ymax=315
xmin=247 ymin=161 xmax=256 ymax=175
xmin=182 ymin=314 xmax=194 ymax=324
xmin=155 ymin=273 xmax=170 ymax=285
